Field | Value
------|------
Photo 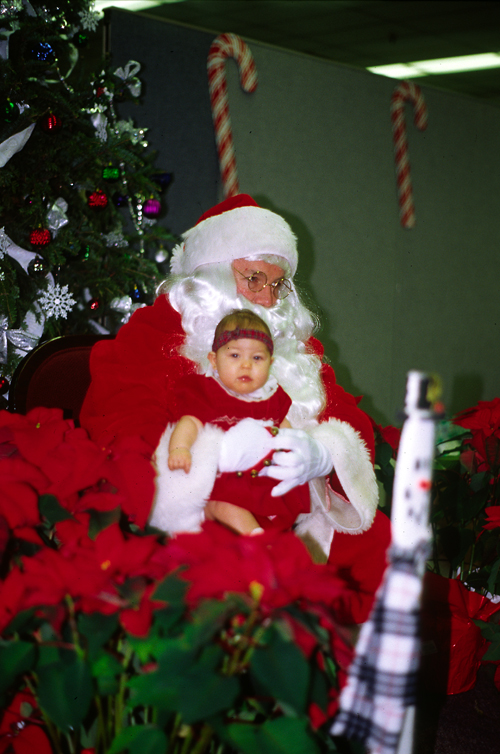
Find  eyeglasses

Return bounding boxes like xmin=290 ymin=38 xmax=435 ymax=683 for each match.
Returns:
xmin=237 ymin=270 xmax=292 ymax=300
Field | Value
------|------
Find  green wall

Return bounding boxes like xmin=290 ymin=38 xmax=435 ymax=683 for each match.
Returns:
xmin=112 ymin=10 xmax=500 ymax=425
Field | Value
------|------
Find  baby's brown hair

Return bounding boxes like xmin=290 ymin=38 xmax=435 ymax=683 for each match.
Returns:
xmin=212 ymin=309 xmax=273 ymax=355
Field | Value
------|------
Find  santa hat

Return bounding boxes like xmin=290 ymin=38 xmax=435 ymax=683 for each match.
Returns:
xmin=170 ymin=194 xmax=298 ymax=276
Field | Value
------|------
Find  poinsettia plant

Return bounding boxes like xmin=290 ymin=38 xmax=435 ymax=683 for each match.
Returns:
xmin=430 ymin=397 xmax=500 ymax=594
xmin=0 ymin=408 xmax=353 ymax=754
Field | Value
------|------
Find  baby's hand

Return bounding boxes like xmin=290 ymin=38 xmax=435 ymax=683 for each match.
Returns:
xmin=168 ymin=448 xmax=192 ymax=473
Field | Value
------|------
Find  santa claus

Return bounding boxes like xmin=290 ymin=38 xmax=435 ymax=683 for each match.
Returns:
xmin=80 ymin=194 xmax=390 ymax=624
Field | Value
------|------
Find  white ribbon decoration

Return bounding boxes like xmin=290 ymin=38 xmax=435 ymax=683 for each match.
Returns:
xmin=114 ymin=60 xmax=142 ymax=97
xmin=46 ymin=197 xmax=69 ymax=237
xmin=0 ymin=229 xmax=38 ymax=272
xmin=0 ymin=123 xmax=35 ymax=168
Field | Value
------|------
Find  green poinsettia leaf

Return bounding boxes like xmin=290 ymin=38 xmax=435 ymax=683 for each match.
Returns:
xmin=487 ymin=557 xmax=500 ymax=596
xmin=127 ymin=639 xmax=197 ymax=709
xmin=474 ymin=619 xmax=500 ymax=661
xmin=78 ymin=611 xmax=119 ymax=659
xmin=0 ymin=641 xmax=36 ymax=695
xmin=176 ymin=645 xmax=239 ymax=724
xmin=89 ymin=649 xmax=122 ymax=696
xmin=36 ymin=650 xmax=93 ymax=732
xmin=224 ymin=716 xmax=322 ymax=754
xmin=153 ymin=572 xmax=189 ymax=605
xmin=108 ymin=725 xmax=167 ymax=754
xmin=88 ymin=507 xmax=121 ymax=539
xmin=480 ymin=638 xmax=500 ymax=662
xmin=469 ymin=472 xmax=489 ymax=493
xmin=39 ymin=494 xmax=74 ymax=524
xmin=375 ymin=442 xmax=393 ymax=468
xmin=250 ymin=624 xmax=310 ymax=715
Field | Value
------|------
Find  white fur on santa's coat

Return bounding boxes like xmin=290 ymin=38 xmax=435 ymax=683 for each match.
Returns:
xmin=149 ymin=423 xmax=225 ymax=535
xmin=294 ymin=419 xmax=379 ymax=563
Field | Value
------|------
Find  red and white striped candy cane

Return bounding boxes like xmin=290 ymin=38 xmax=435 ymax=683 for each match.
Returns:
xmin=391 ymin=81 xmax=428 ymax=229
xmin=207 ymin=33 xmax=258 ymax=198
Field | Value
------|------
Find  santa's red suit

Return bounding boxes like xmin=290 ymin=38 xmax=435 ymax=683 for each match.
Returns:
xmin=80 ymin=295 xmax=390 ymax=623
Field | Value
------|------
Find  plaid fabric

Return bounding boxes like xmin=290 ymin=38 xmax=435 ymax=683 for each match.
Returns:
xmin=212 ymin=326 xmax=274 ymax=355
xmin=330 ymin=543 xmax=429 ymax=754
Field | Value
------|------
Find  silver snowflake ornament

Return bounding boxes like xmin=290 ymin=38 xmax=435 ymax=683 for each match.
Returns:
xmin=78 ymin=4 xmax=102 ymax=33
xmin=103 ymin=231 xmax=129 ymax=248
xmin=39 ymin=283 xmax=76 ymax=320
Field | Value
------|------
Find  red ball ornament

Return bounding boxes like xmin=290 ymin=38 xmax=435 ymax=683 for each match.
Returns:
xmin=41 ymin=113 xmax=62 ymax=134
xmin=88 ymin=190 xmax=108 ymax=210
xmin=89 ymin=298 xmax=100 ymax=311
xmin=0 ymin=376 xmax=9 ymax=395
xmin=29 ymin=227 xmax=51 ymax=247
xmin=143 ymin=198 xmax=161 ymax=217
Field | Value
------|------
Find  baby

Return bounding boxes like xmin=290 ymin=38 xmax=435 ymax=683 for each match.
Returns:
xmin=168 ymin=309 xmax=309 ymax=535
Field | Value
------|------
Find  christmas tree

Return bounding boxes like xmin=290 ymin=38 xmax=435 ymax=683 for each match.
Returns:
xmin=0 ymin=0 xmax=176 ymax=393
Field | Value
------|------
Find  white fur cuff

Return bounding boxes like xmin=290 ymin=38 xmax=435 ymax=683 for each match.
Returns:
xmin=149 ymin=423 xmax=225 ymax=535
xmin=310 ymin=419 xmax=379 ymax=532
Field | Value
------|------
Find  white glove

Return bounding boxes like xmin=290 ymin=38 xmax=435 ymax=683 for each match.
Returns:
xmin=259 ymin=428 xmax=333 ymax=496
xmin=219 ymin=418 xmax=276 ymax=473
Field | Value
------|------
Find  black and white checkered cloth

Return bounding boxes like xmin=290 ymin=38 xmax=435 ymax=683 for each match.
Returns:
xmin=330 ymin=544 xmax=429 ymax=754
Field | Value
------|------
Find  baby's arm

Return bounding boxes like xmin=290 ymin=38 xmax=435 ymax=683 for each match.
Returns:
xmin=280 ymin=417 xmax=292 ymax=429
xmin=168 ymin=415 xmax=203 ymax=472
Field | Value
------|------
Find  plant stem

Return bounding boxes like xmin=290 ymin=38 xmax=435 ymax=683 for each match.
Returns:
xmin=167 ymin=712 xmax=183 ymax=753
xmin=115 ymin=643 xmax=134 ymax=737
xmin=191 ymin=724 xmax=214 ymax=754
xmin=179 ymin=726 xmax=194 ymax=754
xmin=24 ymin=676 xmax=65 ymax=754
xmin=95 ymin=694 xmax=108 ymax=753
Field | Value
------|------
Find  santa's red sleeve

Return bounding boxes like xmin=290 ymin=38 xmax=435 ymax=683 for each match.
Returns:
xmin=328 ymin=509 xmax=391 ymax=624
xmin=79 ymin=295 xmax=194 ymax=452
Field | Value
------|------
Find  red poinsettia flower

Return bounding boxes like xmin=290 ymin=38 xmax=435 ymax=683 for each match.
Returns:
xmin=0 ymin=688 xmax=52 ymax=754
xmin=120 ymin=582 xmax=165 ymax=637
xmin=154 ymin=522 xmax=347 ymax=613
xmin=7 ymin=407 xmax=74 ymax=468
xmin=0 ymin=567 xmax=31 ymax=634
xmin=454 ymin=397 xmax=500 ymax=438
xmin=461 ymin=431 xmax=500 ymax=475
xmin=369 ymin=417 xmax=401 ymax=456
xmin=78 ymin=524 xmax=166 ymax=617
xmin=483 ymin=506 xmax=500 ymax=530
xmin=96 ymin=435 xmax=156 ymax=528
xmin=5 ymin=546 xmax=105 ymax=618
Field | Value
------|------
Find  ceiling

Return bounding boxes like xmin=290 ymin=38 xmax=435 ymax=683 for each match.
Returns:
xmin=129 ymin=0 xmax=500 ymax=105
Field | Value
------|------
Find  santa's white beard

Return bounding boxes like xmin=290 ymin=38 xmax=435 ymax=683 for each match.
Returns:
xmin=164 ymin=264 xmax=326 ymax=428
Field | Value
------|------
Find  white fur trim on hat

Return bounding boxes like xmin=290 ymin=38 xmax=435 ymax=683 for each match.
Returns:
xmin=149 ymin=423 xmax=225 ymax=535
xmin=170 ymin=205 xmax=298 ymax=276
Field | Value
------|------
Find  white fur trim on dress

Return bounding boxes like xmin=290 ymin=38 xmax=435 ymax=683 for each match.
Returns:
xmin=149 ymin=423 xmax=225 ymax=535
xmin=294 ymin=419 xmax=378 ymax=563
xmin=169 ymin=206 xmax=298 ymax=276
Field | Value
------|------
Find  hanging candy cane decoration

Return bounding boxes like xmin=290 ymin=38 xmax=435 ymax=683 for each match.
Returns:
xmin=391 ymin=80 xmax=428 ymax=229
xmin=207 ymin=33 xmax=258 ymax=198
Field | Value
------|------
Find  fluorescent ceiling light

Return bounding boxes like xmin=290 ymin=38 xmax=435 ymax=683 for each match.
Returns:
xmin=368 ymin=52 xmax=500 ymax=80
xmin=95 ymin=0 xmax=184 ymax=12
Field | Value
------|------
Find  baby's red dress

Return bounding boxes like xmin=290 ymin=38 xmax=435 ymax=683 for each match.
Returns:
xmin=173 ymin=373 xmax=310 ymax=531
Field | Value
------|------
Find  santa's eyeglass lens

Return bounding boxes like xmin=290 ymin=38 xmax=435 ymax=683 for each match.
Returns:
xmin=238 ymin=270 xmax=292 ymax=300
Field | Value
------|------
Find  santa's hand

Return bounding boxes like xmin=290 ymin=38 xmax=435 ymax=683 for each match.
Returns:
xmin=259 ymin=428 xmax=333 ymax=496
xmin=219 ymin=418 xmax=276 ymax=473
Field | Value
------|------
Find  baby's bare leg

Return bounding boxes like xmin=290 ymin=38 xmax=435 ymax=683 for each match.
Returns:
xmin=205 ymin=500 xmax=261 ymax=535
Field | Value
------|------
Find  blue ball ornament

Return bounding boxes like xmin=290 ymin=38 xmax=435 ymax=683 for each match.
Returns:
xmin=30 ymin=41 xmax=56 ymax=62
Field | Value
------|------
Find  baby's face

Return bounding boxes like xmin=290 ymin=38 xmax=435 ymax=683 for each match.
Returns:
xmin=208 ymin=337 xmax=272 ymax=394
